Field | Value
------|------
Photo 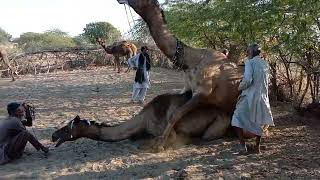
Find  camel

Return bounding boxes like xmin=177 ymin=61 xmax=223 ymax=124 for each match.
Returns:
xmin=0 ymin=46 xmax=17 ymax=81
xmin=96 ymin=37 xmax=137 ymax=73
xmin=52 ymin=91 xmax=233 ymax=148
xmin=116 ymin=0 xmax=245 ymax=150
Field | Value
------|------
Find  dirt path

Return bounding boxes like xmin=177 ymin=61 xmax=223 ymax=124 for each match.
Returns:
xmin=0 ymin=67 xmax=319 ymax=179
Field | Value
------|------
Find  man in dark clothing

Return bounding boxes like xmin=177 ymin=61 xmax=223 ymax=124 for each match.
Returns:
xmin=0 ymin=102 xmax=49 ymax=165
xmin=128 ymin=46 xmax=151 ymax=104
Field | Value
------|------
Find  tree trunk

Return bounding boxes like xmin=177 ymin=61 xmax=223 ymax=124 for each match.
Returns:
xmin=296 ymin=74 xmax=311 ymax=109
xmin=269 ymin=61 xmax=279 ymax=101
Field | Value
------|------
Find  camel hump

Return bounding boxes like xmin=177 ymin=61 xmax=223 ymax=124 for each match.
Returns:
xmin=112 ymin=41 xmax=132 ymax=47
xmin=121 ymin=41 xmax=138 ymax=55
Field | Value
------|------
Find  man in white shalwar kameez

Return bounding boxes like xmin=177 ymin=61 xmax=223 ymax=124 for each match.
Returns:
xmin=128 ymin=46 xmax=151 ymax=104
xmin=232 ymin=44 xmax=274 ymax=154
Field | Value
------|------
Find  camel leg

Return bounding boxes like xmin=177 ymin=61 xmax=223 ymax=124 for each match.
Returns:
xmin=112 ymin=56 xmax=117 ymax=71
xmin=115 ymin=56 xmax=121 ymax=73
xmin=152 ymin=94 xmax=205 ymax=151
xmin=141 ymin=130 xmax=177 ymax=151
xmin=10 ymin=70 xmax=15 ymax=81
xmin=119 ymin=57 xmax=123 ymax=73
xmin=125 ymin=54 xmax=131 ymax=73
xmin=202 ymin=112 xmax=230 ymax=140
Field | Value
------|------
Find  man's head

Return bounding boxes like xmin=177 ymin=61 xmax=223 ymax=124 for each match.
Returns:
xmin=7 ymin=102 xmax=25 ymax=119
xmin=141 ymin=46 xmax=149 ymax=54
xmin=247 ymin=43 xmax=261 ymax=59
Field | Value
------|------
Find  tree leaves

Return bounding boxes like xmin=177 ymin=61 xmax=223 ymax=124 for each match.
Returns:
xmin=0 ymin=27 xmax=12 ymax=43
xmin=82 ymin=22 xmax=122 ymax=44
xmin=15 ymin=30 xmax=76 ymax=52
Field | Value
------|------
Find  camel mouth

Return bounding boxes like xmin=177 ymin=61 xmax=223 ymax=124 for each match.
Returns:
xmin=51 ymin=134 xmax=59 ymax=142
xmin=54 ymin=138 xmax=65 ymax=147
xmin=52 ymin=137 xmax=58 ymax=142
xmin=52 ymin=134 xmax=66 ymax=147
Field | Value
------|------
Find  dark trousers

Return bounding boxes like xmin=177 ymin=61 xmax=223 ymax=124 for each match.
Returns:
xmin=7 ymin=130 xmax=43 ymax=160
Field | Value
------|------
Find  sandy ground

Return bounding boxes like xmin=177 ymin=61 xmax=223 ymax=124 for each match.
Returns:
xmin=0 ymin=67 xmax=319 ymax=179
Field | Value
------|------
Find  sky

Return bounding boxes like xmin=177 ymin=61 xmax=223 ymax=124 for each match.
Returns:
xmin=0 ymin=0 xmax=164 ymax=38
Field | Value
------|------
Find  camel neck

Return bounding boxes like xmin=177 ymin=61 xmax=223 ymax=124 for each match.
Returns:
xmin=85 ymin=114 xmax=145 ymax=142
xmin=124 ymin=0 xmax=203 ymax=70
xmin=100 ymin=44 xmax=111 ymax=54
xmin=83 ymin=124 xmax=102 ymax=140
xmin=128 ymin=1 xmax=177 ymax=59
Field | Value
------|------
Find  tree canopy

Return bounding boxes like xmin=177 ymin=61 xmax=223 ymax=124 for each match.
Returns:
xmin=16 ymin=29 xmax=76 ymax=52
xmin=131 ymin=0 xmax=320 ymax=106
xmin=82 ymin=22 xmax=122 ymax=44
xmin=0 ymin=27 xmax=12 ymax=43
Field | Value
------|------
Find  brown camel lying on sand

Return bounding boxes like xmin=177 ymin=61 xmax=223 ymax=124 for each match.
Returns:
xmin=52 ymin=91 xmax=235 ymax=148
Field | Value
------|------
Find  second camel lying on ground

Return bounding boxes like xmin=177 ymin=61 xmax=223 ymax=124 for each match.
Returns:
xmin=52 ymin=91 xmax=236 ymax=149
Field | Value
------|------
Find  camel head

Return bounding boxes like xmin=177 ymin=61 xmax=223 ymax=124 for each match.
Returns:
xmin=52 ymin=115 xmax=93 ymax=147
xmin=96 ymin=37 xmax=105 ymax=46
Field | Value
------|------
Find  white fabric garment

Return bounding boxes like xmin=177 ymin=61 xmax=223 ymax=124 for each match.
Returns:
xmin=127 ymin=54 xmax=139 ymax=68
xmin=232 ymin=56 xmax=274 ymax=132
xmin=128 ymin=53 xmax=151 ymax=89
xmin=132 ymin=87 xmax=147 ymax=102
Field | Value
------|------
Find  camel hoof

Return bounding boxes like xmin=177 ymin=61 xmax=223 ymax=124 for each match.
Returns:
xmin=151 ymin=145 xmax=165 ymax=153
xmin=150 ymin=136 xmax=166 ymax=152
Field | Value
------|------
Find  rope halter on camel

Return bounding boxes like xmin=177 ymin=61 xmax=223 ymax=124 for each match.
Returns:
xmin=70 ymin=119 xmax=91 ymax=138
xmin=172 ymin=39 xmax=188 ymax=71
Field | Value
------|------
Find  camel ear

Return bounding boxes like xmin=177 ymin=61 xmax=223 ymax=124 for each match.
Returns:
xmin=74 ymin=115 xmax=81 ymax=122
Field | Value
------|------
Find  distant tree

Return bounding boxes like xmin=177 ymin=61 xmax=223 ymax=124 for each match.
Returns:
xmin=44 ymin=29 xmax=69 ymax=36
xmin=42 ymin=30 xmax=76 ymax=49
xmin=16 ymin=29 xmax=76 ymax=52
xmin=0 ymin=27 xmax=12 ymax=43
xmin=82 ymin=22 xmax=122 ymax=44
xmin=73 ymin=35 xmax=94 ymax=48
